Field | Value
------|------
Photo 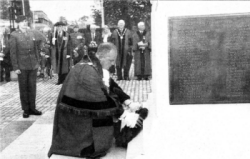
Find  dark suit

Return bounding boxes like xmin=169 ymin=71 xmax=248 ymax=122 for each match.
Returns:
xmin=84 ymin=31 xmax=102 ymax=54
xmin=1 ymin=34 xmax=11 ymax=82
xmin=70 ymin=32 xmax=85 ymax=65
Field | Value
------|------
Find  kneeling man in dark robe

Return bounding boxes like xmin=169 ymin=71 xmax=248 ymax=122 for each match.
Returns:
xmin=48 ymin=42 xmax=147 ymax=159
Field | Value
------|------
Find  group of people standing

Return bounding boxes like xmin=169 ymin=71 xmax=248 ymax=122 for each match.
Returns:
xmin=51 ymin=19 xmax=151 ymax=84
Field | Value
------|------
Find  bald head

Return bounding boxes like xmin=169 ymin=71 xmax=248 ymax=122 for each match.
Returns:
xmin=118 ymin=20 xmax=125 ymax=31
xmin=96 ymin=42 xmax=117 ymax=70
xmin=138 ymin=21 xmax=145 ymax=31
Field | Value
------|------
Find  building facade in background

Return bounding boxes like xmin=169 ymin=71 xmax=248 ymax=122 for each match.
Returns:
xmin=33 ymin=11 xmax=52 ymax=30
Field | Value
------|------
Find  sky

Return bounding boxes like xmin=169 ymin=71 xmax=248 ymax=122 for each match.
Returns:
xmin=29 ymin=0 xmax=96 ymax=23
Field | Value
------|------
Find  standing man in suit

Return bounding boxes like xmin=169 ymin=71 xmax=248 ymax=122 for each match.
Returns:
xmin=10 ymin=15 xmax=46 ymax=118
xmin=85 ymin=24 xmax=102 ymax=55
xmin=111 ymin=20 xmax=133 ymax=80
xmin=52 ymin=22 xmax=72 ymax=85
xmin=70 ymin=25 xmax=85 ymax=65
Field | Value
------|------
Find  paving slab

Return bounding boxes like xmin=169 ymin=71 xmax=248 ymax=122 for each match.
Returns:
xmin=0 ymin=120 xmax=35 ymax=151
xmin=0 ymin=69 xmax=152 ymax=159
xmin=0 ymin=111 xmax=54 ymax=159
xmin=1 ymin=110 xmax=127 ymax=159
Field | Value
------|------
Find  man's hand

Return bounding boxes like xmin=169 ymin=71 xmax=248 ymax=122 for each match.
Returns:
xmin=132 ymin=51 xmax=135 ymax=56
xmin=40 ymin=52 xmax=45 ymax=56
xmin=52 ymin=38 xmax=56 ymax=45
xmin=15 ymin=69 xmax=21 ymax=74
xmin=129 ymin=102 xmax=142 ymax=112
xmin=74 ymin=52 xmax=79 ymax=57
xmin=122 ymin=111 xmax=139 ymax=128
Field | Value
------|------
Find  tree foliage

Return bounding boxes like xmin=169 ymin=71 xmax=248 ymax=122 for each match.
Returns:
xmin=91 ymin=6 xmax=102 ymax=27
xmin=92 ymin=0 xmax=151 ymax=30
xmin=0 ymin=0 xmax=10 ymax=19
xmin=79 ymin=15 xmax=89 ymax=22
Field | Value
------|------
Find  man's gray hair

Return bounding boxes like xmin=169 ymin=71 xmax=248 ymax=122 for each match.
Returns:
xmin=96 ymin=42 xmax=117 ymax=59
xmin=138 ymin=21 xmax=145 ymax=27
xmin=118 ymin=20 xmax=125 ymax=25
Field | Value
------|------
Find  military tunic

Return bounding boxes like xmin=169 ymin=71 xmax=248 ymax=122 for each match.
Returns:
xmin=10 ymin=29 xmax=46 ymax=71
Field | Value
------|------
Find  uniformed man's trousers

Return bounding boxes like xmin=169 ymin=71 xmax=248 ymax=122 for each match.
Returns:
xmin=57 ymin=73 xmax=67 ymax=84
xmin=17 ymin=69 xmax=37 ymax=112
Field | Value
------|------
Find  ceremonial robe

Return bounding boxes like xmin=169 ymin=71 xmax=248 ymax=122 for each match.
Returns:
xmin=48 ymin=61 xmax=130 ymax=158
xmin=133 ymin=30 xmax=151 ymax=78
xmin=111 ymin=28 xmax=133 ymax=80
xmin=52 ymin=31 xmax=72 ymax=75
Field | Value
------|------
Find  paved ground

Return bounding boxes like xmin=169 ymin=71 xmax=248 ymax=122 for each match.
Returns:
xmin=0 ymin=69 xmax=152 ymax=158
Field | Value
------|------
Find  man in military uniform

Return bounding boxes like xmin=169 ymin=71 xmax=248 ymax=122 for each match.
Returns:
xmin=10 ymin=15 xmax=46 ymax=118
xmin=70 ymin=25 xmax=85 ymax=65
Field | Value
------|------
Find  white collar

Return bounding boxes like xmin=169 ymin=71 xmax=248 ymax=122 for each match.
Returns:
xmin=102 ymin=69 xmax=110 ymax=87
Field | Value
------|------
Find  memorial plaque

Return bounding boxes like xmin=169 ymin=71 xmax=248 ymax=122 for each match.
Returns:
xmin=170 ymin=14 xmax=250 ymax=104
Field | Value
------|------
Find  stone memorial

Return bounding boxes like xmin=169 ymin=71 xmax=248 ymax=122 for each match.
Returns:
xmin=170 ymin=14 xmax=250 ymax=104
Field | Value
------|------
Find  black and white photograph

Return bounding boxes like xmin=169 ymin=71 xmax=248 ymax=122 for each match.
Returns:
xmin=1 ymin=0 xmax=250 ymax=159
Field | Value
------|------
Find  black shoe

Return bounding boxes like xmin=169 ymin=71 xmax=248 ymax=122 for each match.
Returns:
xmin=56 ymin=82 xmax=62 ymax=85
xmin=124 ymin=77 xmax=130 ymax=81
xmin=86 ymin=153 xmax=106 ymax=159
xmin=29 ymin=109 xmax=42 ymax=115
xmin=39 ymin=73 xmax=45 ymax=78
xmin=23 ymin=112 xmax=29 ymax=118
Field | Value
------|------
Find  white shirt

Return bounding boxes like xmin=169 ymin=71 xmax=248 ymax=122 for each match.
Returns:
xmin=103 ymin=34 xmax=109 ymax=42
xmin=102 ymin=69 xmax=110 ymax=88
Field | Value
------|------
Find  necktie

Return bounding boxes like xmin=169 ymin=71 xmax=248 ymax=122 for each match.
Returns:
xmin=59 ymin=31 xmax=62 ymax=37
